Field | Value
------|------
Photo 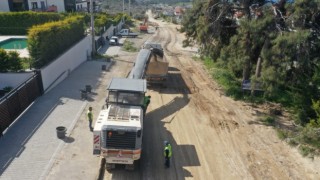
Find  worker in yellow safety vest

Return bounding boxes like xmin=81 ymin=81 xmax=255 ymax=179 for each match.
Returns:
xmin=87 ymin=107 xmax=93 ymax=131
xmin=164 ymin=141 xmax=172 ymax=168
xmin=143 ymin=95 xmax=151 ymax=114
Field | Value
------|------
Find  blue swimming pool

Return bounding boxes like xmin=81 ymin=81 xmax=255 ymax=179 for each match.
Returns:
xmin=0 ymin=38 xmax=27 ymax=49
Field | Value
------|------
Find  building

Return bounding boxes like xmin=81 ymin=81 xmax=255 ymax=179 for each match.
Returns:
xmin=174 ymin=6 xmax=183 ymax=16
xmin=28 ymin=0 xmax=65 ymax=12
xmin=0 ymin=0 xmax=103 ymax=12
xmin=0 ymin=0 xmax=10 ymax=12
xmin=6 ymin=0 xmax=29 ymax=11
xmin=0 ymin=0 xmax=74 ymax=12
xmin=75 ymin=0 xmax=88 ymax=12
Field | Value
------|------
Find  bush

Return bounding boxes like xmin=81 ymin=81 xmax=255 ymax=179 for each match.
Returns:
xmin=0 ymin=12 xmax=62 ymax=35
xmin=28 ymin=15 xmax=85 ymax=68
xmin=3 ymin=86 xmax=13 ymax=92
xmin=0 ymin=49 xmax=23 ymax=72
xmin=261 ymin=116 xmax=276 ymax=126
xmin=299 ymin=145 xmax=315 ymax=157
xmin=122 ymin=40 xmax=137 ymax=52
xmin=276 ymin=129 xmax=288 ymax=140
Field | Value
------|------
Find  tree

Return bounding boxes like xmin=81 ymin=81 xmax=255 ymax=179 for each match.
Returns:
xmin=0 ymin=49 xmax=9 ymax=72
xmin=0 ymin=49 xmax=23 ymax=72
xmin=7 ymin=51 xmax=22 ymax=71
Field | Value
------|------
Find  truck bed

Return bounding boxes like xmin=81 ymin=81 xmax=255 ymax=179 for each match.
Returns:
xmin=145 ymin=53 xmax=169 ymax=84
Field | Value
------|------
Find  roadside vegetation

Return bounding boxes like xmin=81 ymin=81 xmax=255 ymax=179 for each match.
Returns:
xmin=0 ymin=49 xmax=24 ymax=72
xmin=0 ymin=12 xmax=126 ymax=71
xmin=122 ymin=40 xmax=138 ymax=52
xmin=181 ymin=0 xmax=320 ymax=157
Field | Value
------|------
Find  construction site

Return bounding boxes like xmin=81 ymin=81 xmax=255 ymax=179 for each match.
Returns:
xmin=1 ymin=9 xmax=320 ymax=180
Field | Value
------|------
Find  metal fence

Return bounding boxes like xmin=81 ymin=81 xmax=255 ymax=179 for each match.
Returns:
xmin=0 ymin=70 xmax=43 ymax=135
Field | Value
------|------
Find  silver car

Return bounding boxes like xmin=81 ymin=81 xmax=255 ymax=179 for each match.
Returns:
xmin=109 ymin=36 xmax=119 ymax=45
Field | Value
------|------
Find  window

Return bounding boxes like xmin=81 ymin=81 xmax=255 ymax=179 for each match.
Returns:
xmin=32 ymin=2 xmax=38 ymax=9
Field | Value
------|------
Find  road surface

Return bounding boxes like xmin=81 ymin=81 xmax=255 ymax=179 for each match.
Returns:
xmin=102 ymin=12 xmax=320 ymax=180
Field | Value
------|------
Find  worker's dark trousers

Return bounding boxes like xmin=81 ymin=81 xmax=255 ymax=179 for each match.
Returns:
xmin=165 ymin=157 xmax=170 ymax=168
xmin=89 ymin=120 xmax=92 ymax=129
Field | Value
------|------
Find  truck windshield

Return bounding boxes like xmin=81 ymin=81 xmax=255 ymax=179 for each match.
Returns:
xmin=107 ymin=91 xmax=144 ymax=106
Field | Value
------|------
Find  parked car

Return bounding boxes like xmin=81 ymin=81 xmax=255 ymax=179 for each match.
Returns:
xmin=109 ymin=36 xmax=119 ymax=45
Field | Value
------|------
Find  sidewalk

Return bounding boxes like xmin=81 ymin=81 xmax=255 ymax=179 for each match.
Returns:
xmin=0 ymin=59 xmax=112 ymax=180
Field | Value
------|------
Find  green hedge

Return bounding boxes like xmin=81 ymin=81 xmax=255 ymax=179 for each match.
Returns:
xmin=0 ymin=12 xmax=62 ymax=35
xmin=28 ymin=15 xmax=85 ymax=68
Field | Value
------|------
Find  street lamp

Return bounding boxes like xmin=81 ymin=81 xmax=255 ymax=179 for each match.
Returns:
xmin=90 ymin=0 xmax=96 ymax=56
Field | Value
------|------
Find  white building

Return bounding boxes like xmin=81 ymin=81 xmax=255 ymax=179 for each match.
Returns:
xmin=0 ymin=1 xmax=10 ymax=12
xmin=28 ymin=0 xmax=65 ymax=12
xmin=76 ymin=0 xmax=88 ymax=12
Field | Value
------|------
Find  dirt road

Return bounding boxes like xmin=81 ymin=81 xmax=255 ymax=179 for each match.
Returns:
xmin=104 ymin=14 xmax=320 ymax=180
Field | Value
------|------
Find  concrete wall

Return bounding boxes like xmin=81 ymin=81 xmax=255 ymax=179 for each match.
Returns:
xmin=0 ymin=1 xmax=10 ymax=12
xmin=0 ymin=72 xmax=34 ymax=89
xmin=41 ymin=36 xmax=91 ymax=93
xmin=101 ymin=20 xmax=124 ymax=39
xmin=102 ymin=25 xmax=115 ymax=39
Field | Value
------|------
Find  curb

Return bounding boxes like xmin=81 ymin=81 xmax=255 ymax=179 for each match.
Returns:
xmin=97 ymin=157 xmax=106 ymax=180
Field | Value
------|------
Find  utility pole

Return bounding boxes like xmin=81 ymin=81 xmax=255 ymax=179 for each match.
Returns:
xmin=122 ymin=0 xmax=124 ymax=13
xmin=129 ymin=0 xmax=131 ymax=16
xmin=90 ymin=0 xmax=96 ymax=56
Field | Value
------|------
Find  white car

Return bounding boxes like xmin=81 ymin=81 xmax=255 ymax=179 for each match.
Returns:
xmin=109 ymin=36 xmax=119 ymax=45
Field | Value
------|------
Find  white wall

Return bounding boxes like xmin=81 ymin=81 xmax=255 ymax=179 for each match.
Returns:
xmin=117 ymin=20 xmax=124 ymax=31
xmin=0 ymin=1 xmax=10 ymax=12
xmin=0 ymin=73 xmax=34 ymax=89
xmin=41 ymin=36 xmax=91 ymax=92
xmin=102 ymin=25 xmax=115 ymax=39
xmin=76 ymin=2 xmax=87 ymax=11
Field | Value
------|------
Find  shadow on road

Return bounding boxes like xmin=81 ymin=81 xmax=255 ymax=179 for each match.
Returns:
xmin=148 ymin=72 xmax=191 ymax=94
xmin=140 ymin=93 xmax=200 ymax=179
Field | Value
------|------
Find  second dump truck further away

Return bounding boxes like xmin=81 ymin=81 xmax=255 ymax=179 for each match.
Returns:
xmin=93 ymin=78 xmax=147 ymax=170
xmin=142 ymin=42 xmax=169 ymax=85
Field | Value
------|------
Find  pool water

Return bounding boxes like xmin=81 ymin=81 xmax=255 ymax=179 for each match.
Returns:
xmin=0 ymin=38 xmax=27 ymax=49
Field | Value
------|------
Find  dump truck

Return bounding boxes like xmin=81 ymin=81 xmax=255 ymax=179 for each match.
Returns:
xmin=93 ymin=77 xmax=147 ymax=170
xmin=145 ymin=50 xmax=168 ymax=85
xmin=141 ymin=42 xmax=168 ymax=86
